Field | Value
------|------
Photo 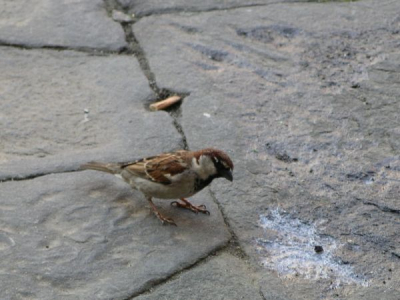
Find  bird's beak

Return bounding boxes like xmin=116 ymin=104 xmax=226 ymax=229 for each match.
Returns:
xmin=220 ymin=169 xmax=233 ymax=182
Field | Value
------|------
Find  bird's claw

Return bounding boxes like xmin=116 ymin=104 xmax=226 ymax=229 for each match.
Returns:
xmin=152 ymin=209 xmax=177 ymax=226
xmin=157 ymin=213 xmax=177 ymax=226
xmin=161 ymin=218 xmax=177 ymax=226
xmin=171 ymin=199 xmax=210 ymax=215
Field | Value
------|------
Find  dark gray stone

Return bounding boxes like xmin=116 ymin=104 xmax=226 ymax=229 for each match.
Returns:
xmin=0 ymin=171 xmax=230 ymax=300
xmin=133 ymin=0 xmax=400 ymax=298
xmin=0 ymin=0 xmax=126 ymax=50
xmin=118 ymin=0 xmax=308 ymax=16
xmin=0 ymin=47 xmax=182 ymax=180
xmin=135 ymin=253 xmax=264 ymax=300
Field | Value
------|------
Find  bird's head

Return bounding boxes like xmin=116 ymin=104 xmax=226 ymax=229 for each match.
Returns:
xmin=192 ymin=148 xmax=234 ymax=182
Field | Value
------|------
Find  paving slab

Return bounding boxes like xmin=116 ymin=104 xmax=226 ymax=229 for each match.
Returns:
xmin=0 ymin=171 xmax=230 ymax=300
xmin=133 ymin=0 xmax=400 ymax=298
xmin=135 ymin=252 xmax=265 ymax=300
xmin=0 ymin=0 xmax=126 ymax=51
xmin=0 ymin=47 xmax=182 ymax=180
xmin=118 ymin=0 xmax=308 ymax=16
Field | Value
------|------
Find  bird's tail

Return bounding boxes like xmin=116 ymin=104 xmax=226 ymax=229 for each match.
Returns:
xmin=80 ymin=162 xmax=122 ymax=175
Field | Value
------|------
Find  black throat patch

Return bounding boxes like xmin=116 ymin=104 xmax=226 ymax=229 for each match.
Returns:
xmin=194 ymin=175 xmax=216 ymax=193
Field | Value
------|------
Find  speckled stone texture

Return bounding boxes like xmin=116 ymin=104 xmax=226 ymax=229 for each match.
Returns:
xmin=0 ymin=47 xmax=181 ymax=180
xmin=133 ymin=0 xmax=400 ymax=298
xmin=135 ymin=253 xmax=266 ymax=300
xmin=0 ymin=171 xmax=229 ymax=300
xmin=0 ymin=0 xmax=126 ymax=50
xmin=117 ymin=0 xmax=308 ymax=16
xmin=1 ymin=0 xmax=400 ymax=299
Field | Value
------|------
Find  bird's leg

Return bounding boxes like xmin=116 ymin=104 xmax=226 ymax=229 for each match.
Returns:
xmin=171 ymin=198 xmax=210 ymax=215
xmin=146 ymin=197 xmax=176 ymax=226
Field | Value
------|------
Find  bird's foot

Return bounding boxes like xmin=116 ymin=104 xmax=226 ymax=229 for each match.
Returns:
xmin=146 ymin=197 xmax=177 ymax=226
xmin=153 ymin=210 xmax=177 ymax=226
xmin=171 ymin=198 xmax=210 ymax=215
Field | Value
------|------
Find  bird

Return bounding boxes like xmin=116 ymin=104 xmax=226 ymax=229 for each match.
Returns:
xmin=81 ymin=148 xmax=233 ymax=226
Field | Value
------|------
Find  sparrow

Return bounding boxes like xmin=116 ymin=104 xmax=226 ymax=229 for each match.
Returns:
xmin=81 ymin=148 xmax=233 ymax=226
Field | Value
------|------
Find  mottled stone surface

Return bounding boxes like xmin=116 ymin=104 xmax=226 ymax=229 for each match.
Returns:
xmin=0 ymin=0 xmax=126 ymax=50
xmin=0 ymin=47 xmax=181 ymax=180
xmin=2 ymin=0 xmax=400 ymax=299
xmin=135 ymin=253 xmax=264 ymax=300
xmin=133 ymin=0 xmax=400 ymax=298
xmin=0 ymin=172 xmax=230 ymax=300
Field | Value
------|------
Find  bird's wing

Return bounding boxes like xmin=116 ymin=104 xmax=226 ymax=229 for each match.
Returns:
xmin=123 ymin=151 xmax=189 ymax=185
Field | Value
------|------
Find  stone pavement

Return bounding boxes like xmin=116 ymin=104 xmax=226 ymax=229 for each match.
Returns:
xmin=1 ymin=0 xmax=399 ymax=299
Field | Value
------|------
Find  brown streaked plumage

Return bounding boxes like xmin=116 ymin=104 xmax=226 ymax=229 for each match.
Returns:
xmin=81 ymin=148 xmax=233 ymax=225
xmin=123 ymin=151 xmax=189 ymax=184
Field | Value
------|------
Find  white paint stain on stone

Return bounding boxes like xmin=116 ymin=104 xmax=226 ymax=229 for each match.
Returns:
xmin=256 ymin=209 xmax=369 ymax=288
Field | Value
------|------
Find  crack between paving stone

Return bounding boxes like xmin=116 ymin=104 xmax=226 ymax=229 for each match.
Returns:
xmin=129 ymin=1 xmax=311 ymax=18
xmin=2 ymin=169 xmax=235 ymax=299
xmin=362 ymin=200 xmax=400 ymax=215
xmin=259 ymin=287 xmax=268 ymax=300
xmin=98 ymin=5 xmax=248 ymax=297
xmin=172 ymin=118 xmax=189 ymax=151
xmin=123 ymin=188 xmax=253 ymax=300
xmin=0 ymin=40 xmax=127 ymax=55
xmin=119 ymin=20 xmax=193 ymax=151
xmin=208 ymin=188 xmax=249 ymax=260
xmin=392 ymin=252 xmax=400 ymax=260
xmin=1 ymin=169 xmax=82 ymax=182
xmin=104 ymin=0 xmax=191 ymax=150
xmin=0 ymin=169 xmax=81 ymax=183
xmin=104 ymin=184 xmax=244 ymax=300
xmin=119 ymin=23 xmax=160 ymax=94
xmin=103 ymin=0 xmax=159 ymax=94
xmin=124 ymin=242 xmax=230 ymax=300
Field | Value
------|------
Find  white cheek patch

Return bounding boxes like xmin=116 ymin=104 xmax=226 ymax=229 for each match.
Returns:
xmin=192 ymin=156 xmax=217 ymax=180
xmin=222 ymin=161 xmax=229 ymax=169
